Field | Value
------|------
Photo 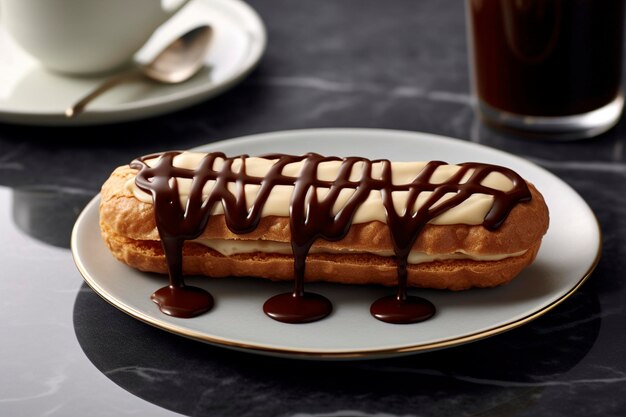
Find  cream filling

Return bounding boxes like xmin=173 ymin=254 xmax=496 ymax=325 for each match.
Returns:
xmin=192 ymin=238 xmax=527 ymax=265
xmin=127 ymin=152 xmax=516 ymax=226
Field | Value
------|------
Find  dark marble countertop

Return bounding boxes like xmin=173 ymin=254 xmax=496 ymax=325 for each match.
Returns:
xmin=1 ymin=0 xmax=626 ymax=416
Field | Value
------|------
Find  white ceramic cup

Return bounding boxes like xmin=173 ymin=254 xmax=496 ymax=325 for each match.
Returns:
xmin=0 ymin=0 xmax=192 ymax=75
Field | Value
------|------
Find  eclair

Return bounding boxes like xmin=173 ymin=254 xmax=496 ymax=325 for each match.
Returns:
xmin=99 ymin=151 xmax=549 ymax=293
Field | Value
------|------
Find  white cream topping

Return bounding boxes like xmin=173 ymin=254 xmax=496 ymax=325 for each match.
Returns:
xmin=127 ymin=152 xmax=516 ymax=226
xmin=192 ymin=238 xmax=527 ymax=264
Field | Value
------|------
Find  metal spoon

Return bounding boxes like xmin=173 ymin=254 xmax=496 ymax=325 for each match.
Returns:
xmin=65 ymin=25 xmax=212 ymax=118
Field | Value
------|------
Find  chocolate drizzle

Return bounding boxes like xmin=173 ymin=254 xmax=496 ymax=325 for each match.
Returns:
xmin=131 ymin=152 xmax=531 ymax=324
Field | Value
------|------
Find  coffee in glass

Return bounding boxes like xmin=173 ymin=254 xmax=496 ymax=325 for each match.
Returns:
xmin=467 ymin=0 xmax=625 ymax=139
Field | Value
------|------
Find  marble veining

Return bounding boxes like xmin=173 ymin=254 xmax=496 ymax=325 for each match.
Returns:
xmin=104 ymin=367 xmax=180 ymax=383
xmin=0 ymin=161 xmax=24 ymax=170
xmin=257 ymin=75 xmax=473 ymax=105
xmin=290 ymin=411 xmax=418 ymax=417
xmin=351 ymin=366 xmax=626 ymax=388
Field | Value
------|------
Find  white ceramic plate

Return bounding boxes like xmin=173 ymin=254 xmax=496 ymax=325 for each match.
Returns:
xmin=71 ymin=129 xmax=601 ymax=359
xmin=0 ymin=0 xmax=266 ymax=125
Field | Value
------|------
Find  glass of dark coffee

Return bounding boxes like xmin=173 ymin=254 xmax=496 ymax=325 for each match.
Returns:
xmin=467 ymin=0 xmax=625 ymax=139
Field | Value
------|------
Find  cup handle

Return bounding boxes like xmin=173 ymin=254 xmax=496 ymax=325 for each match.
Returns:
xmin=160 ymin=0 xmax=193 ymax=20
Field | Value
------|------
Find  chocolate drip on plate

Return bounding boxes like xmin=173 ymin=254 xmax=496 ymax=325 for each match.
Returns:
xmin=131 ymin=152 xmax=531 ymax=324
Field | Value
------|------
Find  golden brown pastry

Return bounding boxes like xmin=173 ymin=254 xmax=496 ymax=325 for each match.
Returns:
xmin=99 ymin=151 xmax=549 ymax=291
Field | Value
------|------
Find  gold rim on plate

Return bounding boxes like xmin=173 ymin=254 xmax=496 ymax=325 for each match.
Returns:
xmin=71 ymin=195 xmax=602 ymax=360
xmin=72 ymin=128 xmax=602 ymax=359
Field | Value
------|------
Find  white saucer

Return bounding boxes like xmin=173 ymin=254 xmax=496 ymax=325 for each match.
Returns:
xmin=0 ymin=0 xmax=266 ymax=126
xmin=71 ymin=129 xmax=601 ymax=359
